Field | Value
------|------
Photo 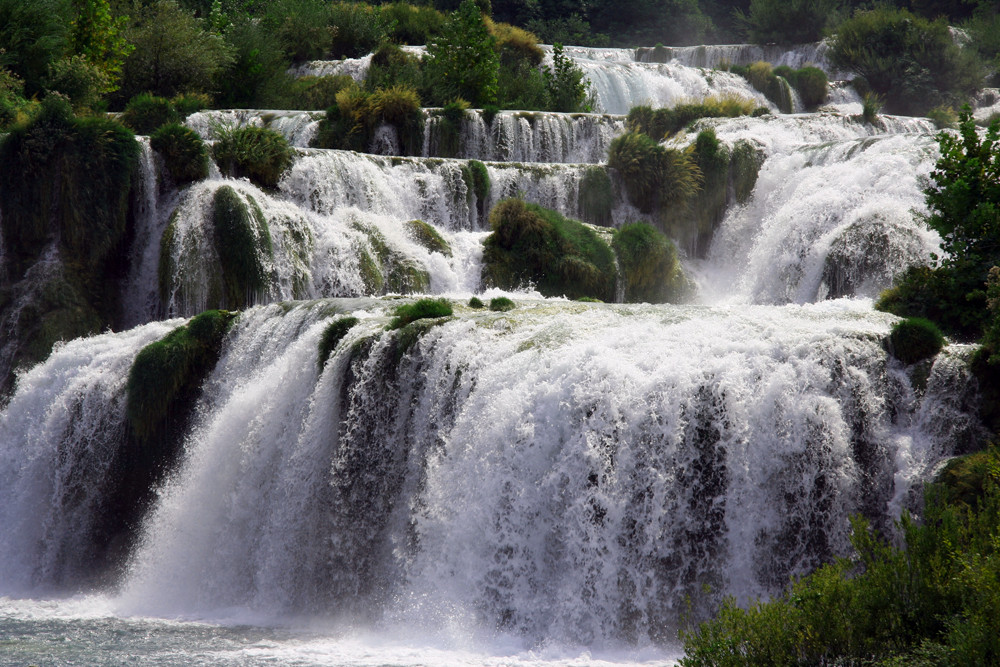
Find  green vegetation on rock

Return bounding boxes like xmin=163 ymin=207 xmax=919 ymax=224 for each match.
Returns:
xmin=482 ymin=199 xmax=616 ymax=301
xmin=150 ymin=122 xmax=209 ymax=185
xmin=120 ymin=92 xmax=178 ymax=134
xmin=388 ymin=297 xmax=453 ymax=329
xmin=613 ymin=222 xmax=686 ymax=303
xmin=577 ymin=166 xmax=614 ymax=227
xmin=213 ymin=125 xmax=294 ymax=189
xmin=888 ymin=317 xmax=945 ymax=365
xmin=626 ymin=95 xmax=759 ymax=141
xmin=318 ymin=316 xmax=360 ymax=369
xmin=608 ymin=130 xmax=702 ymax=214
xmin=468 ymin=296 xmax=485 ymax=308
xmin=352 ymin=220 xmax=431 ymax=294
xmin=404 ymin=219 xmax=452 ymax=256
xmin=211 ymin=185 xmax=273 ymax=310
xmin=489 ymin=296 xmax=515 ymax=311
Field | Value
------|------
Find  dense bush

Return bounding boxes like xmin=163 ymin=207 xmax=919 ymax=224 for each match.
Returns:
xmin=773 ymin=65 xmax=828 ymax=109
xmin=43 ymin=55 xmax=109 ymax=112
xmin=150 ymin=123 xmax=209 ymax=185
xmin=328 ymin=1 xmax=393 ymax=59
xmin=468 ymin=296 xmax=485 ymax=308
xmin=118 ymin=0 xmax=233 ymax=102
xmin=215 ymin=14 xmax=289 ymax=108
xmin=829 ymin=7 xmax=983 ymax=116
xmin=888 ymin=317 xmax=945 ymax=364
xmin=612 ymin=222 xmax=686 ymax=303
xmin=681 ymin=448 xmax=1000 ymax=666
xmin=213 ymin=125 xmax=295 ymax=189
xmin=608 ymin=131 xmax=702 ymax=214
xmin=482 ymin=199 xmax=616 ymax=301
xmin=627 ymin=95 xmax=759 ymax=141
xmin=264 ymin=0 xmax=332 ymax=64
xmin=312 ymin=83 xmax=424 ymax=155
xmin=388 ymin=297 xmax=454 ymax=329
xmin=726 ymin=61 xmax=793 ymax=113
xmin=383 ymin=2 xmax=446 ymax=44
xmin=577 ymin=166 xmax=614 ymax=227
xmin=366 ymin=43 xmax=425 ymax=92
xmin=424 ymin=0 xmax=499 ymax=108
xmin=736 ymin=0 xmax=839 ymax=45
xmin=120 ymin=93 xmax=178 ymax=134
xmin=0 ymin=0 xmax=70 ymax=97
xmin=170 ymin=92 xmax=211 ymax=119
xmin=543 ymin=43 xmax=590 ymax=113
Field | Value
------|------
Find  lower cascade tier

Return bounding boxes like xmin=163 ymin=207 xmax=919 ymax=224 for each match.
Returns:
xmin=0 ymin=298 xmax=981 ymax=646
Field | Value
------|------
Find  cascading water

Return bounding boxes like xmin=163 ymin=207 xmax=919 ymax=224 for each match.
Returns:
xmin=0 ymin=30 xmax=983 ymax=667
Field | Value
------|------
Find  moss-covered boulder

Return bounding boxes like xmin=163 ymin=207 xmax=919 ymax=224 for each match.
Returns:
xmin=212 ymin=185 xmax=274 ymax=309
xmin=352 ymin=220 xmax=431 ymax=294
xmin=578 ymin=166 xmax=614 ymax=227
xmin=213 ymin=125 xmax=294 ymax=189
xmin=482 ymin=199 xmax=616 ymax=301
xmin=888 ymin=317 xmax=945 ymax=365
xmin=318 ymin=316 xmax=360 ymax=369
xmin=404 ymin=219 xmax=452 ymax=256
xmin=388 ymin=297 xmax=453 ymax=329
xmin=607 ymin=131 xmax=702 ymax=214
xmin=612 ymin=222 xmax=688 ymax=303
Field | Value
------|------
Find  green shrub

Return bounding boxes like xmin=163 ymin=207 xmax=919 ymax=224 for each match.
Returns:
xmin=927 ymin=105 xmax=958 ymax=130
xmin=211 ymin=185 xmax=273 ymax=309
xmin=613 ymin=222 xmax=685 ymax=303
xmin=935 ymin=448 xmax=1000 ymax=508
xmin=861 ymin=92 xmax=883 ymax=125
xmin=286 ymin=75 xmax=353 ymax=110
xmin=888 ymin=317 xmax=945 ymax=365
xmin=328 ymin=1 xmax=393 ymax=59
xmin=312 ymin=83 xmax=424 ymax=155
xmin=318 ymin=316 xmax=359 ymax=369
xmin=876 ymin=265 xmax=987 ymax=341
xmin=213 ymin=125 xmax=294 ymax=189
xmin=627 ymin=95 xmax=758 ymax=141
xmin=830 ymin=7 xmax=983 ymax=116
xmin=171 ymin=92 xmax=211 ymax=119
xmin=215 ymin=14 xmax=288 ymax=109
xmin=488 ymin=18 xmax=544 ymax=67
xmin=468 ymin=296 xmax=485 ymax=308
xmin=120 ymin=93 xmax=178 ymax=134
xmin=366 ymin=43 xmax=424 ymax=93
xmin=383 ymin=2 xmax=446 ymax=44
xmin=578 ymin=166 xmax=614 ymax=227
xmin=150 ymin=123 xmax=209 ymax=185
xmin=736 ymin=0 xmax=838 ymax=45
xmin=0 ymin=0 xmax=71 ymax=97
xmin=44 ymin=55 xmax=110 ymax=112
xmin=732 ymin=61 xmax=793 ymax=113
xmin=424 ymin=0 xmax=499 ymax=108
xmin=607 ymin=131 xmax=702 ymax=214
xmin=0 ymin=94 xmax=139 ymax=282
xmin=482 ymin=199 xmax=616 ymax=301
xmin=126 ymin=309 xmax=235 ymax=442
xmin=404 ymin=219 xmax=451 ymax=256
xmin=543 ymin=42 xmax=590 ymax=113
xmin=388 ymin=297 xmax=454 ymax=329
xmin=265 ymin=0 xmax=332 ymax=63
xmin=489 ymin=296 xmax=515 ymax=311
xmin=774 ymin=65 xmax=828 ymax=109
xmin=117 ymin=0 xmax=233 ymax=101
xmin=681 ymin=449 xmax=1000 ymax=666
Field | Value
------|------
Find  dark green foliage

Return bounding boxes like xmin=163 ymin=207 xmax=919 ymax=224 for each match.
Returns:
xmin=312 ymin=83 xmax=423 ymax=155
xmin=171 ymin=92 xmax=210 ymax=119
xmin=264 ymin=0 xmax=332 ymax=64
xmin=482 ymin=199 xmax=616 ymax=301
xmin=935 ymin=448 xmax=1000 ymax=508
xmin=680 ymin=128 xmax=730 ymax=253
xmin=211 ymin=185 xmax=273 ymax=309
xmin=404 ymin=219 xmax=452 ymax=256
xmin=735 ymin=0 xmax=838 ymax=45
xmin=118 ymin=0 xmax=233 ymax=101
xmin=120 ymin=93 xmax=179 ymax=134
xmin=830 ymin=8 xmax=983 ymax=116
xmin=577 ymin=166 xmax=613 ymax=227
xmin=0 ymin=0 xmax=71 ymax=97
xmin=467 ymin=159 xmax=491 ymax=203
xmin=284 ymin=75 xmax=353 ymax=111
xmin=43 ymin=55 xmax=110 ymax=111
xmin=215 ymin=14 xmax=289 ymax=109
xmin=861 ymin=91 xmax=883 ymax=125
xmin=0 ymin=94 xmax=139 ymax=281
xmin=388 ymin=297 xmax=453 ymax=329
xmin=888 ymin=317 xmax=945 ymax=365
xmin=876 ymin=265 xmax=987 ymax=341
xmin=382 ymin=2 xmax=446 ymax=44
xmin=126 ymin=309 xmax=235 ymax=442
xmin=731 ymin=139 xmax=764 ymax=204
xmin=489 ymin=296 xmax=515 ymax=311
xmin=150 ymin=123 xmax=209 ymax=185
xmin=366 ymin=44 xmax=424 ymax=92
xmin=352 ymin=220 xmax=431 ymax=294
xmin=613 ymin=222 xmax=685 ymax=303
xmin=543 ymin=43 xmax=589 ymax=113
xmin=0 ymin=68 xmax=30 ymax=130
xmin=607 ymin=131 xmax=702 ymax=214
xmin=69 ymin=0 xmax=132 ymax=94
xmin=680 ymin=448 xmax=1000 ymax=666
xmin=318 ymin=316 xmax=359 ymax=369
xmin=626 ymin=96 xmax=758 ymax=142
xmin=727 ymin=61 xmax=793 ymax=113
xmin=468 ymin=296 xmax=485 ymax=308
xmin=424 ymin=0 xmax=499 ymax=107
xmin=773 ymin=65 xmax=827 ymax=109
xmin=213 ymin=125 xmax=294 ymax=189
xmin=328 ymin=1 xmax=393 ymax=59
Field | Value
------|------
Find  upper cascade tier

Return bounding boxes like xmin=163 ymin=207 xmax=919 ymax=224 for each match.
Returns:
xmin=0 ymin=298 xmax=982 ymax=642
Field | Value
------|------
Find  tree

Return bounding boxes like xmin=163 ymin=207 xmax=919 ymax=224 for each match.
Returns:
xmin=70 ymin=0 xmax=133 ymax=92
xmin=423 ymin=0 xmax=499 ymax=107
xmin=0 ymin=0 xmax=71 ymax=96
xmin=543 ymin=43 xmax=589 ymax=113
xmin=117 ymin=0 xmax=233 ymax=101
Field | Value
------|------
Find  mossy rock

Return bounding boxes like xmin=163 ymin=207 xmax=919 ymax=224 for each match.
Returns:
xmin=482 ymin=199 xmax=616 ymax=301
xmin=126 ymin=309 xmax=236 ymax=443
xmin=888 ymin=317 xmax=945 ymax=365
xmin=388 ymin=297 xmax=453 ymax=329
xmin=352 ymin=220 xmax=431 ymax=294
xmin=613 ymin=222 xmax=687 ymax=303
xmin=468 ymin=296 xmax=485 ymax=308
xmin=213 ymin=125 xmax=294 ymax=190
xmin=212 ymin=185 xmax=274 ymax=309
xmin=730 ymin=139 xmax=765 ymax=205
xmin=318 ymin=316 xmax=360 ymax=369
xmin=404 ymin=219 xmax=451 ymax=256
xmin=607 ymin=131 xmax=702 ymax=214
xmin=578 ymin=166 xmax=614 ymax=227
xmin=489 ymin=296 xmax=515 ymax=312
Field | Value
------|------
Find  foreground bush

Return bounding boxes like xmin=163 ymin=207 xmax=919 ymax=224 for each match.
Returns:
xmin=213 ymin=125 xmax=294 ymax=189
xmin=150 ymin=123 xmax=209 ymax=185
xmin=681 ymin=448 xmax=1000 ymax=666
xmin=482 ymin=199 xmax=616 ymax=301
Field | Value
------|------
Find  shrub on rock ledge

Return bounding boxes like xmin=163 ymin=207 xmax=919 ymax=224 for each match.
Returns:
xmin=213 ymin=125 xmax=294 ymax=189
